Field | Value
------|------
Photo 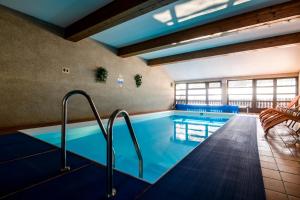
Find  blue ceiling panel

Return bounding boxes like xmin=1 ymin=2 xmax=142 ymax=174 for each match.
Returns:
xmin=91 ymin=0 xmax=289 ymax=47
xmin=0 ymin=0 xmax=112 ymax=27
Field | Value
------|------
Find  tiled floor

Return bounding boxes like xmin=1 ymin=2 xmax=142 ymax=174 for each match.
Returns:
xmin=257 ymin=118 xmax=300 ymax=200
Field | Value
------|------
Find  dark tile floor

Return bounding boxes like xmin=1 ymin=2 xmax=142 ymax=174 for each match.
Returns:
xmin=0 ymin=133 xmax=150 ymax=200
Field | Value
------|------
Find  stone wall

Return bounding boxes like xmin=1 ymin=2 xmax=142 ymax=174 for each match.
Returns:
xmin=0 ymin=6 xmax=174 ymax=129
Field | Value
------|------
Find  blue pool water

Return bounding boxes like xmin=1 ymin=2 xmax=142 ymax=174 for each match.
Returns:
xmin=31 ymin=113 xmax=231 ymax=183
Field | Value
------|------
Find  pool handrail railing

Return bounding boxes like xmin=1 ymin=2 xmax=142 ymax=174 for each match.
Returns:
xmin=61 ymin=90 xmax=114 ymax=171
xmin=106 ymin=109 xmax=143 ymax=198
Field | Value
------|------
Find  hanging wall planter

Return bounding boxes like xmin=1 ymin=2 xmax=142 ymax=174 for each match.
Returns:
xmin=134 ymin=74 xmax=142 ymax=88
xmin=96 ymin=67 xmax=108 ymax=82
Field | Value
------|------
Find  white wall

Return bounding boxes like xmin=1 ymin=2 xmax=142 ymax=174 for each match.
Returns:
xmin=162 ymin=44 xmax=300 ymax=81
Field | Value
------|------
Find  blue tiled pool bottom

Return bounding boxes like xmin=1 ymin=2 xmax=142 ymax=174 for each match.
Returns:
xmin=32 ymin=114 xmax=230 ymax=183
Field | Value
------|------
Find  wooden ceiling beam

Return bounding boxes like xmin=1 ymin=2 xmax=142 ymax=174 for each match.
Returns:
xmin=65 ymin=0 xmax=177 ymax=42
xmin=118 ymin=1 xmax=300 ymax=57
xmin=147 ymin=32 xmax=300 ymax=66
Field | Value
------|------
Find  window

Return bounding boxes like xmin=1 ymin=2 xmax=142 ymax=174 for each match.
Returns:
xmin=187 ymin=83 xmax=206 ymax=105
xmin=175 ymin=84 xmax=186 ymax=104
xmin=208 ymin=82 xmax=222 ymax=105
xmin=228 ymin=80 xmax=253 ymax=108
xmin=176 ymin=77 xmax=298 ymax=111
xmin=228 ymin=78 xmax=298 ymax=110
xmin=256 ymin=79 xmax=274 ymax=108
xmin=175 ymin=82 xmax=222 ymax=105
xmin=276 ymin=78 xmax=297 ymax=107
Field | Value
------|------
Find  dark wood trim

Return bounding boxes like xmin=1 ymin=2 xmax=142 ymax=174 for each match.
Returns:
xmin=0 ymin=109 xmax=171 ymax=135
xmin=185 ymin=83 xmax=188 ymax=105
xmin=252 ymin=80 xmax=256 ymax=110
xmin=147 ymin=32 xmax=300 ymax=66
xmin=205 ymin=82 xmax=209 ymax=105
xmin=118 ymin=1 xmax=300 ymax=57
xmin=273 ymin=79 xmax=277 ymax=108
xmin=65 ymin=0 xmax=177 ymax=42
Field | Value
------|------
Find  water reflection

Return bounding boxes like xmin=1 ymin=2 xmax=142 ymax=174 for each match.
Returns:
xmin=171 ymin=116 xmax=228 ymax=145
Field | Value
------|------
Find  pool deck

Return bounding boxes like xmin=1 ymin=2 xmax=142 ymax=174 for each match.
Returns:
xmin=1 ymin=115 xmax=297 ymax=199
xmin=0 ymin=133 xmax=149 ymax=200
xmin=137 ymin=115 xmax=265 ymax=200
xmin=257 ymin=118 xmax=300 ymax=200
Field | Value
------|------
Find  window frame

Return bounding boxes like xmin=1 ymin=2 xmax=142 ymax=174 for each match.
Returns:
xmin=227 ymin=79 xmax=253 ymax=108
xmin=175 ymin=76 xmax=298 ymax=112
xmin=187 ymin=82 xmax=207 ymax=105
xmin=175 ymin=81 xmax=222 ymax=105
xmin=227 ymin=77 xmax=298 ymax=112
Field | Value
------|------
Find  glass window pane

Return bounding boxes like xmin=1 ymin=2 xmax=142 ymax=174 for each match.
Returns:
xmin=277 ymin=78 xmax=296 ymax=86
xmin=191 ymin=102 xmax=207 ymax=105
xmin=176 ymin=90 xmax=186 ymax=95
xmin=257 ymin=87 xmax=273 ymax=94
xmin=229 ymin=95 xmax=252 ymax=100
xmin=209 ymin=82 xmax=221 ymax=88
xmin=228 ymin=88 xmax=252 ymax=94
xmin=188 ymin=95 xmax=206 ymax=100
xmin=277 ymin=86 xmax=296 ymax=94
xmin=176 ymin=84 xmax=186 ymax=90
xmin=257 ymin=95 xmax=273 ymax=101
xmin=208 ymin=88 xmax=221 ymax=95
xmin=176 ymin=96 xmax=186 ymax=100
xmin=188 ymin=83 xmax=205 ymax=89
xmin=277 ymin=94 xmax=296 ymax=101
xmin=188 ymin=90 xmax=206 ymax=95
xmin=228 ymin=80 xmax=252 ymax=87
xmin=208 ymin=95 xmax=222 ymax=100
xmin=257 ymin=80 xmax=273 ymax=87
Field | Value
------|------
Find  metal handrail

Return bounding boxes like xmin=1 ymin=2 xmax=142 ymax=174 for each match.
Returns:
xmin=106 ymin=109 xmax=143 ymax=198
xmin=61 ymin=90 xmax=109 ymax=171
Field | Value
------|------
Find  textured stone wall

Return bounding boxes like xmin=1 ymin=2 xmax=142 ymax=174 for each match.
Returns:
xmin=0 ymin=6 xmax=174 ymax=129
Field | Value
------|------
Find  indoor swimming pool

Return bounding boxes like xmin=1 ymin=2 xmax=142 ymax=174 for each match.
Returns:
xmin=21 ymin=111 xmax=233 ymax=183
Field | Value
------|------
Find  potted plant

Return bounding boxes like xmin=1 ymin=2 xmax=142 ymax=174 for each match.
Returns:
xmin=96 ymin=67 xmax=108 ymax=82
xmin=134 ymin=74 xmax=142 ymax=87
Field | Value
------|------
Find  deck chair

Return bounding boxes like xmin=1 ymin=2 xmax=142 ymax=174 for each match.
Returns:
xmin=259 ymin=95 xmax=300 ymax=120
xmin=261 ymin=105 xmax=300 ymax=125
xmin=263 ymin=108 xmax=300 ymax=134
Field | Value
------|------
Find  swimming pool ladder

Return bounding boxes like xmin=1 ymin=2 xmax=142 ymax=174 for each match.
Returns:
xmin=60 ymin=90 xmax=143 ymax=198
xmin=106 ymin=109 xmax=144 ymax=198
xmin=60 ymin=90 xmax=110 ymax=171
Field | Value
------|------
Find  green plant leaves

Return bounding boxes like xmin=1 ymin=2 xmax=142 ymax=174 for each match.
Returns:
xmin=134 ymin=74 xmax=142 ymax=87
xmin=96 ymin=67 xmax=108 ymax=82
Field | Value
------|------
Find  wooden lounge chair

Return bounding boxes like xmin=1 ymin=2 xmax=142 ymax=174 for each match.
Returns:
xmin=260 ymin=107 xmax=295 ymax=124
xmin=263 ymin=108 xmax=300 ymax=134
xmin=261 ymin=105 xmax=300 ymax=126
xmin=259 ymin=95 xmax=300 ymax=120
